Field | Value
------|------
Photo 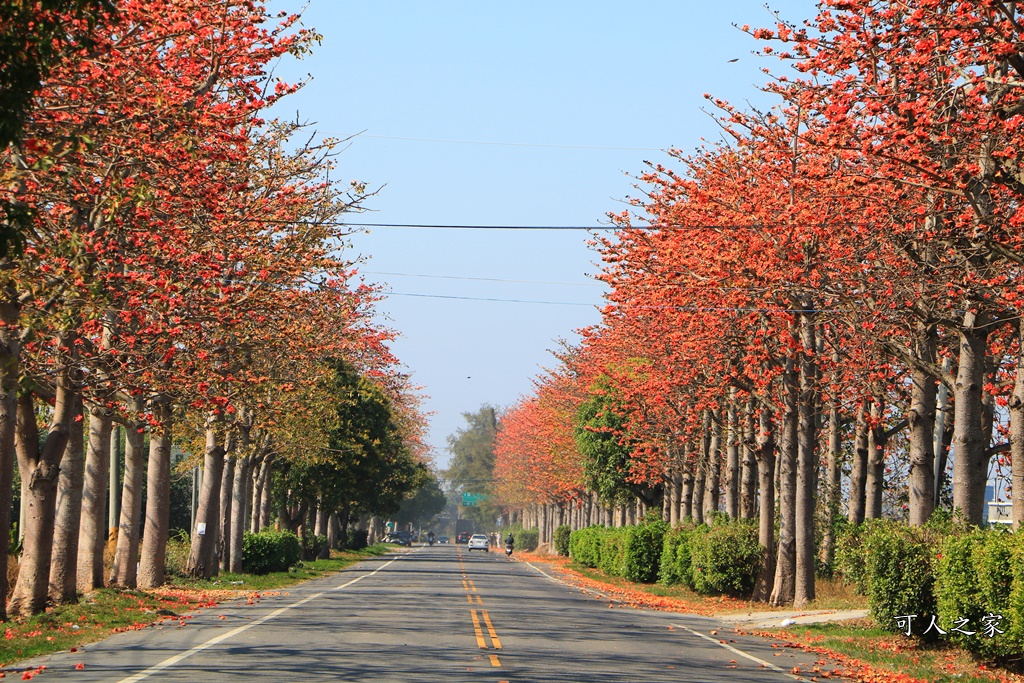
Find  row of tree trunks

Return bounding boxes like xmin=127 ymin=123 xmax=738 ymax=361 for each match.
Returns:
xmin=9 ymin=339 xmax=78 ymax=617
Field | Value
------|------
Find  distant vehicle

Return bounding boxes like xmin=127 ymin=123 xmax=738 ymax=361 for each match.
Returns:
xmin=467 ymin=534 xmax=489 ymax=551
xmin=438 ymin=536 xmax=450 ymax=544
xmin=383 ymin=531 xmax=412 ymax=547
xmin=456 ymin=532 xmax=471 ymax=544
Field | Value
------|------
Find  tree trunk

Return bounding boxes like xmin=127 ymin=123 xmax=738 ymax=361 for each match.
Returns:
xmin=258 ymin=459 xmax=274 ymax=530
xmin=952 ymin=315 xmax=991 ymax=525
xmin=680 ymin=446 xmax=694 ymax=522
xmin=138 ymin=399 xmax=173 ymax=588
xmin=726 ymin=395 xmax=739 ymax=519
xmin=49 ymin=393 xmax=85 ymax=604
xmin=315 ymin=502 xmax=330 ymax=558
xmin=705 ymin=411 xmax=721 ymax=518
xmin=865 ymin=398 xmax=886 ymax=520
xmin=250 ymin=456 xmax=265 ymax=532
xmin=770 ymin=360 xmax=798 ymax=608
xmin=820 ymin=396 xmax=842 ymax=571
xmin=848 ymin=400 xmax=869 ymax=524
xmin=229 ymin=455 xmax=251 ymax=572
xmin=934 ymin=358 xmax=953 ymax=508
xmin=218 ymin=454 xmax=235 ymax=572
xmin=908 ymin=324 xmax=938 ymax=526
xmin=752 ymin=408 xmax=776 ymax=602
xmin=794 ymin=311 xmax=817 ymax=608
xmin=1012 ymin=321 xmax=1024 ymax=530
xmin=0 ymin=297 xmax=18 ymax=621
xmin=692 ymin=419 xmax=708 ymax=523
xmin=327 ymin=512 xmax=340 ymax=550
xmin=109 ymin=423 xmax=121 ymax=537
xmin=186 ymin=423 xmax=227 ymax=579
xmin=669 ymin=470 xmax=681 ymax=526
xmin=740 ymin=401 xmax=758 ymax=520
xmin=110 ymin=415 xmax=145 ymax=586
xmin=9 ymin=364 xmax=77 ymax=617
xmin=77 ymin=405 xmax=112 ymax=592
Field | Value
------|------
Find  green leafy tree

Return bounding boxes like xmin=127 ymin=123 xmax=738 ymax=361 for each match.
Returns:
xmin=574 ymin=377 xmax=642 ymax=505
xmin=445 ymin=405 xmax=500 ymax=530
xmin=277 ymin=361 xmax=427 ymax=534
xmin=394 ymin=474 xmax=447 ymax=529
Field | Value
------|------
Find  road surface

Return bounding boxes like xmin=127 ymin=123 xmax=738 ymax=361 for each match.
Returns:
xmin=18 ymin=545 xmax=840 ymax=682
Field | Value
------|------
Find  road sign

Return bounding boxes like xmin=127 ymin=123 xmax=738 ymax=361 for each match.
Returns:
xmin=462 ymin=492 xmax=487 ymax=507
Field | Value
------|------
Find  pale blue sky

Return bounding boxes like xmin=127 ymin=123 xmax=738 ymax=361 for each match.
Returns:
xmin=269 ymin=0 xmax=817 ymax=467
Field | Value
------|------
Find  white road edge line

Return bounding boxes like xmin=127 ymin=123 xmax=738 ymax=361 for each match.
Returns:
xmin=525 ymin=559 xmax=799 ymax=681
xmin=334 ymin=556 xmax=398 ymax=590
xmin=670 ymin=623 xmax=802 ymax=681
xmin=114 ymin=556 xmax=400 ymax=683
xmin=523 ymin=561 xmax=563 ymax=584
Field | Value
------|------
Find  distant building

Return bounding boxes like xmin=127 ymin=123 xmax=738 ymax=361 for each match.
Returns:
xmin=988 ymin=502 xmax=1013 ymax=526
xmin=985 ymin=483 xmax=1013 ymax=526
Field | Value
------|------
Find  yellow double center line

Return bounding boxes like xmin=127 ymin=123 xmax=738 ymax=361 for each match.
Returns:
xmin=458 ymin=547 xmax=507 ymax=679
xmin=470 ymin=608 xmax=502 ymax=650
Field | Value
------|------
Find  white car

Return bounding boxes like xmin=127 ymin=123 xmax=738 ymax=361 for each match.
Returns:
xmin=467 ymin=534 xmax=490 ymax=551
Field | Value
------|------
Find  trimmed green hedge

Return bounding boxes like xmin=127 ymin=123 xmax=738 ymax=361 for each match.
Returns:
xmin=572 ymin=518 xmax=755 ymax=591
xmin=832 ymin=515 xmax=1024 ymax=661
xmin=658 ymin=521 xmax=759 ymax=596
xmin=568 ymin=525 xmax=604 ymax=568
xmin=504 ymin=524 xmax=539 ymax=551
xmin=861 ymin=521 xmax=936 ymax=629
xmin=242 ymin=530 xmax=302 ymax=574
xmin=659 ymin=525 xmax=698 ymax=588
xmin=598 ymin=528 xmax=626 ymax=577
xmin=554 ymin=524 xmax=571 ymax=556
xmin=689 ymin=520 xmax=760 ymax=596
xmin=935 ymin=529 xmax=1016 ymax=657
xmin=623 ymin=520 xmax=668 ymax=583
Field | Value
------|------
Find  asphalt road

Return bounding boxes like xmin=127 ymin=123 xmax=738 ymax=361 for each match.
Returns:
xmin=17 ymin=545 xmax=841 ymax=682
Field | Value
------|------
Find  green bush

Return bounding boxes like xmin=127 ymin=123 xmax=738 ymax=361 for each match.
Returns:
xmin=345 ymin=528 xmax=369 ymax=550
xmin=554 ymin=524 xmax=571 ymax=556
xmin=935 ymin=529 xmax=1015 ymax=657
xmin=862 ymin=521 xmax=936 ymax=631
xmin=503 ymin=524 xmax=539 ymax=551
xmin=1007 ymin=532 xmax=1024 ymax=657
xmin=659 ymin=527 xmax=694 ymax=587
xmin=164 ymin=529 xmax=191 ymax=576
xmin=242 ymin=530 xmax=302 ymax=574
xmin=689 ymin=520 xmax=760 ymax=596
xmin=301 ymin=533 xmax=327 ymax=560
xmin=624 ymin=520 xmax=668 ymax=583
xmin=569 ymin=526 xmax=603 ymax=567
xmin=834 ymin=521 xmax=872 ymax=594
xmin=597 ymin=528 xmax=627 ymax=577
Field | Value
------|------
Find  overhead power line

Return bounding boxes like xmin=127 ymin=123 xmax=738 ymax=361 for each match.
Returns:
xmin=363 ymin=271 xmax=603 ymax=287
xmin=384 ymin=291 xmax=840 ymax=313
xmin=235 ymin=218 xmax=865 ymax=230
xmin=340 ymin=133 xmax=666 ymax=152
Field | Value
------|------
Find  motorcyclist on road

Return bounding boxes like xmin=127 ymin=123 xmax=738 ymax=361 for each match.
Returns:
xmin=504 ymin=533 xmax=514 ymax=549
xmin=427 ymin=531 xmax=435 ymax=545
